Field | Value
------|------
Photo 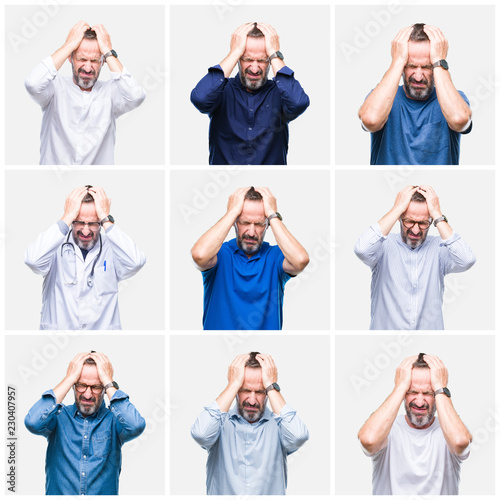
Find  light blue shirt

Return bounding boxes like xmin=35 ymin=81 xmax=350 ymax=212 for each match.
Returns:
xmin=354 ymin=223 xmax=476 ymax=330
xmin=191 ymin=401 xmax=309 ymax=495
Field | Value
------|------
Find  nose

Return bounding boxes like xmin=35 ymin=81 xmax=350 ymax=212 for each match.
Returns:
xmin=247 ymin=391 xmax=257 ymax=404
xmin=81 ymin=224 xmax=91 ymax=235
xmin=414 ymin=394 xmax=425 ymax=406
xmin=413 ymin=68 xmax=424 ymax=81
xmin=410 ymin=224 xmax=421 ymax=234
xmin=246 ymin=224 xmax=257 ymax=236
xmin=82 ymin=386 xmax=93 ymax=397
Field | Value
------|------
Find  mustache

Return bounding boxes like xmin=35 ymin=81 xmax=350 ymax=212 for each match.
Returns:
xmin=245 ymin=68 xmax=263 ymax=76
xmin=78 ymin=68 xmax=96 ymax=76
xmin=243 ymin=402 xmax=261 ymax=409
xmin=409 ymin=76 xmax=428 ymax=85
xmin=409 ymin=401 xmax=430 ymax=410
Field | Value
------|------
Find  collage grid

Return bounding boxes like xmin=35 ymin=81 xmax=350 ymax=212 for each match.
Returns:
xmin=1 ymin=0 xmax=498 ymax=498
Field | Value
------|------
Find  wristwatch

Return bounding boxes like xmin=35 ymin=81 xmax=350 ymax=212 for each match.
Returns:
xmin=269 ymin=51 xmax=284 ymax=62
xmin=434 ymin=387 xmax=451 ymax=398
xmin=103 ymin=381 xmax=120 ymax=391
xmin=433 ymin=215 xmax=448 ymax=227
xmin=432 ymin=59 xmax=449 ymax=70
xmin=103 ymin=49 xmax=118 ymax=62
xmin=100 ymin=215 xmax=115 ymax=225
xmin=267 ymin=212 xmax=282 ymax=223
xmin=265 ymin=382 xmax=281 ymax=394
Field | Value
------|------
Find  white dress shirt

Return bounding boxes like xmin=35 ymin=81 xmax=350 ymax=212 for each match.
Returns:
xmin=25 ymin=56 xmax=146 ymax=165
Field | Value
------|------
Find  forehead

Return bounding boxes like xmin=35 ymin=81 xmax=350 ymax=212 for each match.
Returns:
xmin=240 ymin=200 xmax=266 ymax=221
xmin=78 ymin=364 xmax=100 ymax=384
xmin=404 ymin=201 xmax=430 ymax=220
xmin=407 ymin=41 xmax=431 ymax=66
xmin=77 ymin=202 xmax=98 ymax=221
xmin=243 ymin=36 xmax=267 ymax=60
xmin=242 ymin=367 xmax=264 ymax=390
xmin=409 ymin=368 xmax=432 ymax=392
xmin=74 ymin=38 xmax=101 ymax=60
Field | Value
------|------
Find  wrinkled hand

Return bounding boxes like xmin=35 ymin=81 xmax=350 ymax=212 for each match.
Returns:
xmin=65 ymin=352 xmax=90 ymax=385
xmin=229 ymin=23 xmax=254 ymax=59
xmin=416 ymin=185 xmax=442 ymax=219
xmin=393 ymin=185 xmax=418 ymax=215
xmin=87 ymin=186 xmax=111 ymax=221
xmin=227 ymin=354 xmax=250 ymax=389
xmin=394 ymin=355 xmax=418 ymax=391
xmin=62 ymin=186 xmax=89 ymax=224
xmin=423 ymin=355 xmax=448 ymax=391
xmin=65 ymin=20 xmax=90 ymax=52
xmin=256 ymin=23 xmax=280 ymax=56
xmin=227 ymin=187 xmax=249 ymax=219
xmin=254 ymin=187 xmax=277 ymax=218
xmin=391 ymin=26 xmax=413 ymax=66
xmin=255 ymin=353 xmax=278 ymax=388
xmin=88 ymin=352 xmax=114 ymax=386
xmin=423 ymin=25 xmax=448 ymax=64
xmin=91 ymin=24 xmax=112 ymax=55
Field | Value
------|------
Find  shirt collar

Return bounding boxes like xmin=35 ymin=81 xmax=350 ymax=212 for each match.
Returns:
xmin=400 ymin=84 xmax=437 ymax=103
xmin=228 ymin=237 xmax=268 ymax=261
xmin=71 ymin=400 xmax=107 ymax=420
xmin=229 ymin=404 xmax=271 ymax=424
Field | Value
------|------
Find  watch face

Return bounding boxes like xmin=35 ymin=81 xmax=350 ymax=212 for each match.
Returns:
xmin=443 ymin=387 xmax=451 ymax=397
xmin=273 ymin=382 xmax=281 ymax=392
xmin=441 ymin=60 xmax=449 ymax=70
xmin=108 ymin=215 xmax=115 ymax=223
xmin=276 ymin=212 xmax=283 ymax=221
xmin=276 ymin=51 xmax=284 ymax=60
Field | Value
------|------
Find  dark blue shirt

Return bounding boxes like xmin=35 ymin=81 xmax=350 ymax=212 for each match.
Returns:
xmin=191 ymin=65 xmax=309 ymax=165
xmin=369 ymin=86 xmax=471 ymax=165
xmin=25 ymin=389 xmax=146 ymax=495
xmin=202 ymin=239 xmax=292 ymax=330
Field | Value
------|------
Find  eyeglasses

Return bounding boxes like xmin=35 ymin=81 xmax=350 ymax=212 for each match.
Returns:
xmin=73 ymin=221 xmax=101 ymax=231
xmin=401 ymin=218 xmax=433 ymax=230
xmin=236 ymin=219 xmax=268 ymax=229
xmin=74 ymin=383 xmax=104 ymax=394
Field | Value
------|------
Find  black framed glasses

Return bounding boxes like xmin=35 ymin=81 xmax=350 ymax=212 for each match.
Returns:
xmin=73 ymin=221 xmax=101 ymax=231
xmin=74 ymin=383 xmax=104 ymax=394
xmin=401 ymin=218 xmax=433 ymax=230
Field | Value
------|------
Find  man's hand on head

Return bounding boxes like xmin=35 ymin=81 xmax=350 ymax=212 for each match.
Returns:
xmin=65 ymin=20 xmax=90 ymax=53
xmin=416 ymin=185 xmax=442 ymax=220
xmin=255 ymin=353 xmax=278 ymax=388
xmin=65 ymin=352 xmax=91 ymax=385
xmin=229 ymin=22 xmax=255 ymax=59
xmin=393 ymin=185 xmax=419 ymax=216
xmin=256 ymin=23 xmax=280 ymax=56
xmin=394 ymin=355 xmax=418 ymax=391
xmin=390 ymin=26 xmax=413 ymax=68
xmin=227 ymin=187 xmax=249 ymax=220
xmin=61 ymin=186 xmax=90 ymax=227
xmin=87 ymin=186 xmax=111 ymax=221
xmin=423 ymin=25 xmax=448 ymax=64
xmin=91 ymin=24 xmax=113 ymax=55
xmin=227 ymin=354 xmax=250 ymax=390
xmin=254 ymin=187 xmax=278 ymax=218
xmin=423 ymin=355 xmax=449 ymax=392
xmin=88 ymin=352 xmax=114 ymax=387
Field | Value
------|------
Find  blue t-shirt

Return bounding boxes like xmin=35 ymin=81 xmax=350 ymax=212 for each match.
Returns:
xmin=202 ymin=239 xmax=291 ymax=330
xmin=370 ymin=86 xmax=471 ymax=165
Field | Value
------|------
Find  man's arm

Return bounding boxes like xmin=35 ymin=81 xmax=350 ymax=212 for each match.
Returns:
xmin=358 ymin=356 xmax=416 ymax=455
xmin=25 ymin=187 xmax=88 ymax=276
xmin=423 ymin=26 xmax=471 ymax=133
xmin=191 ymin=188 xmax=247 ymax=271
xmin=255 ymin=187 xmax=309 ymax=275
xmin=424 ymin=355 xmax=472 ymax=455
xmin=358 ymin=26 xmax=413 ymax=132
xmin=191 ymin=354 xmax=249 ymax=449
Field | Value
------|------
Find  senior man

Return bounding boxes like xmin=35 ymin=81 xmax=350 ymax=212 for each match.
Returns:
xmin=359 ymin=23 xmax=472 ymax=165
xmin=191 ymin=22 xmax=310 ymax=165
xmin=25 ymin=21 xmax=145 ymax=164
xmin=25 ymin=352 xmax=145 ymax=495
xmin=191 ymin=186 xmax=309 ymax=330
xmin=25 ymin=185 xmax=146 ymax=330
xmin=191 ymin=352 xmax=309 ymax=495
xmin=354 ymin=185 xmax=475 ymax=330
xmin=358 ymin=353 xmax=471 ymax=494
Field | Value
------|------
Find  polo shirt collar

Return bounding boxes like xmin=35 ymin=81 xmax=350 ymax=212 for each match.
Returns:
xmin=228 ymin=237 xmax=267 ymax=262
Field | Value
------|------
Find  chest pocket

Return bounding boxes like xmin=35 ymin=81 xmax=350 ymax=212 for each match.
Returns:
xmin=92 ymin=432 xmax=111 ymax=458
xmin=409 ymin=120 xmax=449 ymax=154
xmin=93 ymin=263 xmax=118 ymax=296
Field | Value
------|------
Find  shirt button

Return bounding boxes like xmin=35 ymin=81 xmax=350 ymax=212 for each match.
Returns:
xmin=250 ymin=109 xmax=253 ymax=112
xmin=84 ymin=455 xmax=87 ymax=459
xmin=84 ymin=435 xmax=87 ymax=438
xmin=249 ymin=127 xmax=252 ymax=130
xmin=82 ymin=472 xmax=85 ymax=476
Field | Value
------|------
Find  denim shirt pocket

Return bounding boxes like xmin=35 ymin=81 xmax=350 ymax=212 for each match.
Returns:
xmin=92 ymin=432 xmax=112 ymax=458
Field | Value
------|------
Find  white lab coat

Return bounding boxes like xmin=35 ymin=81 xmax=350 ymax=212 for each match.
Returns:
xmin=25 ymin=221 xmax=146 ymax=330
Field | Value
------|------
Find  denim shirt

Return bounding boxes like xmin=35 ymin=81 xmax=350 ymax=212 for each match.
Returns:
xmin=25 ymin=389 xmax=146 ymax=495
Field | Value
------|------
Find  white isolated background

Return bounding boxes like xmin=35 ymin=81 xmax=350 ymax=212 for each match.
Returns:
xmin=170 ymin=334 xmax=330 ymax=495
xmin=170 ymin=169 xmax=330 ymax=330
xmin=335 ymin=169 xmax=494 ymax=330
xmin=335 ymin=334 xmax=495 ymax=495
xmin=335 ymin=4 xmax=495 ymax=165
xmin=5 ymin=5 xmax=165 ymax=165
xmin=170 ymin=4 xmax=330 ymax=165
xmin=5 ymin=334 xmax=165 ymax=495
xmin=5 ymin=170 xmax=165 ymax=330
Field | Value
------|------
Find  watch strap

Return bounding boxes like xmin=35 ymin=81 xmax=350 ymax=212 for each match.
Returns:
xmin=434 ymin=387 xmax=451 ymax=397
xmin=103 ymin=381 xmax=119 ymax=391
xmin=103 ymin=49 xmax=118 ymax=61
xmin=269 ymin=51 xmax=284 ymax=62
xmin=432 ymin=59 xmax=449 ymax=70
xmin=100 ymin=214 xmax=115 ymax=225
xmin=267 ymin=212 xmax=282 ymax=223
xmin=265 ymin=382 xmax=280 ymax=394
xmin=433 ymin=215 xmax=448 ymax=227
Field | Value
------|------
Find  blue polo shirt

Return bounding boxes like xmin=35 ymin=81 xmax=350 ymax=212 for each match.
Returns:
xmin=202 ymin=239 xmax=292 ymax=330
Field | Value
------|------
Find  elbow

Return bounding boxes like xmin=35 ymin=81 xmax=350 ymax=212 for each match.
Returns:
xmin=358 ymin=428 xmax=377 ymax=454
xmin=136 ymin=416 xmax=146 ymax=437
xmin=358 ymin=109 xmax=383 ymax=133
xmin=24 ymin=76 xmax=36 ymax=95
xmin=190 ymin=89 xmax=209 ymax=113
xmin=452 ymin=433 xmax=472 ymax=455
xmin=191 ymin=246 xmax=209 ymax=269
xmin=296 ymin=252 xmax=310 ymax=273
xmin=135 ymin=87 xmax=146 ymax=106
xmin=24 ymin=412 xmax=38 ymax=434
xmin=449 ymin=111 xmax=471 ymax=133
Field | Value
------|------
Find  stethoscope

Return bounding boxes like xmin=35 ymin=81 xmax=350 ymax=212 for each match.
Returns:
xmin=61 ymin=230 xmax=103 ymax=287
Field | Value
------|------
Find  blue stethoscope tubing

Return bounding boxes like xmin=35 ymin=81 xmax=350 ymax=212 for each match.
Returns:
xmin=61 ymin=230 xmax=103 ymax=287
